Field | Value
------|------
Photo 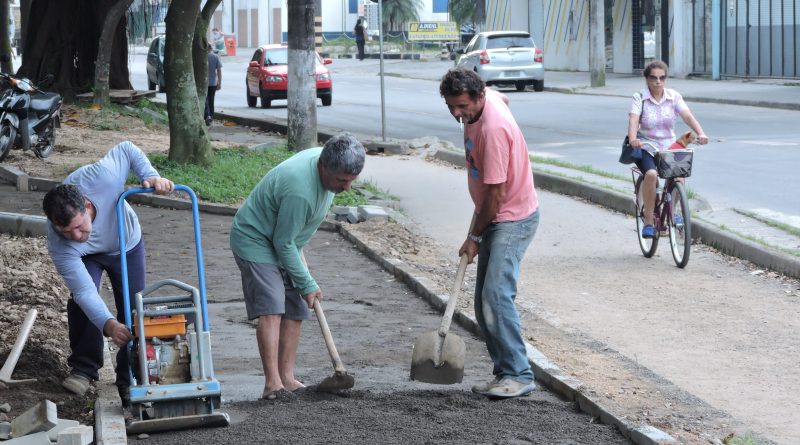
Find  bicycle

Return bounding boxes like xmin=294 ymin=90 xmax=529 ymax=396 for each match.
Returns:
xmin=631 ymin=143 xmax=694 ymax=268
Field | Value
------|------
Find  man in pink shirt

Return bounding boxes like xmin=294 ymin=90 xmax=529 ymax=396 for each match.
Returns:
xmin=440 ymin=68 xmax=540 ymax=399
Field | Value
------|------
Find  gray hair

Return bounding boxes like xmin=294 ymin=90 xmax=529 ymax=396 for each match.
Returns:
xmin=319 ymin=133 xmax=365 ymax=175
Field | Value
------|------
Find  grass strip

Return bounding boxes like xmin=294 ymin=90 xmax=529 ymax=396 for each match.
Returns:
xmin=733 ymin=209 xmax=800 ymax=238
xmin=142 ymin=147 xmax=369 ymax=207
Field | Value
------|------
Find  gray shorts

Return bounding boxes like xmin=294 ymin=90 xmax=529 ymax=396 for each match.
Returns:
xmin=233 ymin=254 xmax=312 ymax=321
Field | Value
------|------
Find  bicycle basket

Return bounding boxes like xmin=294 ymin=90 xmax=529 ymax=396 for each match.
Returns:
xmin=656 ymin=149 xmax=693 ymax=178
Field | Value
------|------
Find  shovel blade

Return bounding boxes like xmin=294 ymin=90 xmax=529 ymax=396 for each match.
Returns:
xmin=410 ymin=331 xmax=465 ymax=384
xmin=317 ymin=372 xmax=355 ymax=393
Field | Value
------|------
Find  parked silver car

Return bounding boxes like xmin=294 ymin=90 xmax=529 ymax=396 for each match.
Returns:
xmin=457 ymin=31 xmax=544 ymax=92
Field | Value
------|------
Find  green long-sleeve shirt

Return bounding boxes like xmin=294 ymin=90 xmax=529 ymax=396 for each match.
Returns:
xmin=229 ymin=147 xmax=333 ymax=294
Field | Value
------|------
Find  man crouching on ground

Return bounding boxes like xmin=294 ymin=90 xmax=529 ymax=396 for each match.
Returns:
xmin=440 ymin=68 xmax=540 ymax=399
xmin=229 ymin=133 xmax=366 ymax=400
xmin=42 ymin=141 xmax=174 ymax=401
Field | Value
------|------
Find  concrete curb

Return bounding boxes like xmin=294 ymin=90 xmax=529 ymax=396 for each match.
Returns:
xmin=94 ymin=340 xmax=126 ymax=445
xmin=0 ymin=212 xmax=47 ymax=237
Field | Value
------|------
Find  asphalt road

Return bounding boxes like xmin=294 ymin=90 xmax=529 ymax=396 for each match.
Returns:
xmin=126 ymin=50 xmax=800 ymax=226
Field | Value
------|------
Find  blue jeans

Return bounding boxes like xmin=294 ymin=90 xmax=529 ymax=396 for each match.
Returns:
xmin=474 ymin=209 xmax=539 ymax=383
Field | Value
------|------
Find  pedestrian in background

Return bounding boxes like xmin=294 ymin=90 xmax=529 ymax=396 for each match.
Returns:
xmin=42 ymin=141 xmax=174 ymax=401
xmin=626 ymin=60 xmax=707 ymax=239
xmin=205 ymin=42 xmax=222 ymax=126
xmin=229 ymin=133 xmax=365 ymax=400
xmin=439 ymin=68 xmax=540 ymax=399
xmin=354 ymin=18 xmax=367 ymax=61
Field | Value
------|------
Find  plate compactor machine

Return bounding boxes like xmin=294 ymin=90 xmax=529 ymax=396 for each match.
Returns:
xmin=117 ymin=185 xmax=229 ymax=434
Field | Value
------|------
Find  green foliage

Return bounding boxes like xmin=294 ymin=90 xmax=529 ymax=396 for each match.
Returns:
xmin=448 ymin=0 xmax=476 ymax=25
xmin=132 ymin=146 xmax=397 ymax=211
xmin=144 ymin=146 xmax=295 ymax=204
xmin=382 ymin=0 xmax=422 ymax=32
xmin=723 ymin=431 xmax=763 ymax=445
xmin=333 ymin=190 xmax=368 ymax=207
xmin=733 ymin=209 xmax=800 ymax=237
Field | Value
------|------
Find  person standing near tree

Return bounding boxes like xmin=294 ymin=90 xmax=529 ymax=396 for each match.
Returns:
xmin=205 ymin=43 xmax=222 ymax=126
xmin=439 ymin=68 xmax=540 ymax=399
xmin=229 ymin=133 xmax=365 ymax=400
xmin=42 ymin=141 xmax=174 ymax=401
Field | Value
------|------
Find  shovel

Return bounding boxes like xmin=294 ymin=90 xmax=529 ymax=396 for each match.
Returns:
xmin=313 ymin=298 xmax=355 ymax=393
xmin=410 ymin=252 xmax=469 ymax=384
xmin=0 ymin=308 xmax=38 ymax=389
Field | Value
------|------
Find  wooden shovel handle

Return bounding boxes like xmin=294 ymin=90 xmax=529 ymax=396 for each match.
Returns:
xmin=437 ymin=213 xmax=478 ymax=337
xmin=437 ymin=254 xmax=469 ymax=337
xmin=313 ymin=298 xmax=348 ymax=374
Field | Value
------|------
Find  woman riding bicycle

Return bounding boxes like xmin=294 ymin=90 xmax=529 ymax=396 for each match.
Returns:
xmin=627 ymin=60 xmax=708 ymax=239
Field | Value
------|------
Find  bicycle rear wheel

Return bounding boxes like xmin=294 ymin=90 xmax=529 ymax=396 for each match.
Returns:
xmin=635 ymin=175 xmax=658 ymax=257
xmin=668 ymin=181 xmax=691 ymax=268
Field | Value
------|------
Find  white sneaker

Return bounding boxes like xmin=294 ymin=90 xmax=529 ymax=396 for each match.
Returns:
xmin=62 ymin=373 xmax=91 ymax=396
xmin=471 ymin=377 xmax=502 ymax=395
xmin=484 ymin=377 xmax=536 ymax=399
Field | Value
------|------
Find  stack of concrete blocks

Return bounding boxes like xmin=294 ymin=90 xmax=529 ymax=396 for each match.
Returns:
xmin=331 ymin=205 xmax=389 ymax=224
xmin=0 ymin=400 xmax=92 ymax=445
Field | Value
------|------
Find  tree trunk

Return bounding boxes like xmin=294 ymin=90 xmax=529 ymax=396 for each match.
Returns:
xmin=193 ymin=0 xmax=223 ymax=117
xmin=18 ymin=0 xmax=131 ymax=98
xmin=19 ymin=0 xmax=30 ymax=64
xmin=165 ymin=0 xmax=213 ymax=165
xmin=93 ymin=0 xmax=134 ymax=107
xmin=287 ymin=0 xmax=317 ymax=151
xmin=0 ymin=0 xmax=12 ymax=73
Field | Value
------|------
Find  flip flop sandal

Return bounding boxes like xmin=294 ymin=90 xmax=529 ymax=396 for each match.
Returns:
xmin=262 ymin=388 xmax=289 ymax=400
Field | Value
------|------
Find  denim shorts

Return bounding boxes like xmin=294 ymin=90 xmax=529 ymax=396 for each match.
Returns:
xmin=634 ymin=150 xmax=657 ymax=173
xmin=233 ymin=254 xmax=312 ymax=321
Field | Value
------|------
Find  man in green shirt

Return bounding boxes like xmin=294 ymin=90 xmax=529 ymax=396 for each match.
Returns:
xmin=230 ymin=133 xmax=365 ymax=399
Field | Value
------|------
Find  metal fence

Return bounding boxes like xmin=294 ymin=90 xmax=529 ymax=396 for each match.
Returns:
xmin=720 ymin=0 xmax=799 ymax=78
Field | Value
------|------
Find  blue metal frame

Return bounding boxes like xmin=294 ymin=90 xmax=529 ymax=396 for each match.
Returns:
xmin=116 ymin=185 xmax=214 ymax=390
xmin=116 ymin=184 xmax=210 ymax=336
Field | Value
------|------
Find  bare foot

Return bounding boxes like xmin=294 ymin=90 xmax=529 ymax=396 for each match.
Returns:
xmin=262 ymin=385 xmax=285 ymax=400
xmin=283 ymin=379 xmax=306 ymax=392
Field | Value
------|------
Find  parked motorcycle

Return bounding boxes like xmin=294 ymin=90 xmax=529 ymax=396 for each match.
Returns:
xmin=0 ymin=71 xmax=63 ymax=162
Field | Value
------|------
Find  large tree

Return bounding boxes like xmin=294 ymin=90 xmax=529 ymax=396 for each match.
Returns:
xmin=163 ymin=0 xmax=213 ymax=165
xmin=18 ymin=0 xmax=132 ymax=98
xmin=93 ymin=0 xmax=134 ymax=106
xmin=0 ymin=0 xmax=12 ymax=73
xmin=448 ymin=0 xmax=485 ymax=30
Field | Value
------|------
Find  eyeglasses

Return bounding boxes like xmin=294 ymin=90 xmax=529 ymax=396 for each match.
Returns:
xmin=647 ymin=75 xmax=667 ymax=81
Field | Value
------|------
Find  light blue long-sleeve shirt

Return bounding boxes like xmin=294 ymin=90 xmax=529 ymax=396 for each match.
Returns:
xmin=47 ymin=141 xmax=160 ymax=331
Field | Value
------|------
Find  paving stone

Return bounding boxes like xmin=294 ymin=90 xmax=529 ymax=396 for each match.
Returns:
xmin=10 ymin=400 xmax=57 ymax=438
xmin=56 ymin=425 xmax=93 ymax=445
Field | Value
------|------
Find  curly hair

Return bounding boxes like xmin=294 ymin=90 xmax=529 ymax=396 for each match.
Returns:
xmin=42 ymin=184 xmax=86 ymax=227
xmin=439 ymin=68 xmax=485 ymax=101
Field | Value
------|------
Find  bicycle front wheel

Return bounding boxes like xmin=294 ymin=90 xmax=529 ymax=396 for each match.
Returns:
xmin=668 ymin=181 xmax=691 ymax=268
xmin=635 ymin=175 xmax=659 ymax=257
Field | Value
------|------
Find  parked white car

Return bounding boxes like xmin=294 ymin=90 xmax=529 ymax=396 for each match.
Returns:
xmin=457 ymin=31 xmax=544 ymax=92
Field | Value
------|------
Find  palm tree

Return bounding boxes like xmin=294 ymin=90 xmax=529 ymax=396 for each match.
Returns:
xmin=382 ymin=0 xmax=422 ymax=32
xmin=448 ymin=0 xmax=485 ymax=29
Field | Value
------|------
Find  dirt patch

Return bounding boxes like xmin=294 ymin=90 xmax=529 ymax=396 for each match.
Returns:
xmin=0 ymin=234 xmax=96 ymax=424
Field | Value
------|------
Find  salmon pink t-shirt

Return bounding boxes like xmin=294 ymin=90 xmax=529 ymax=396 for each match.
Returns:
xmin=464 ymin=89 xmax=537 ymax=222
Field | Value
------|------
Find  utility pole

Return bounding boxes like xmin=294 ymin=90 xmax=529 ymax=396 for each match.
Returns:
xmin=588 ymin=0 xmax=605 ymax=87
xmin=287 ymin=0 xmax=317 ymax=151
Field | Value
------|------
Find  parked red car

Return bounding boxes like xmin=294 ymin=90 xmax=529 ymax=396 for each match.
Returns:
xmin=246 ymin=44 xmax=333 ymax=108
